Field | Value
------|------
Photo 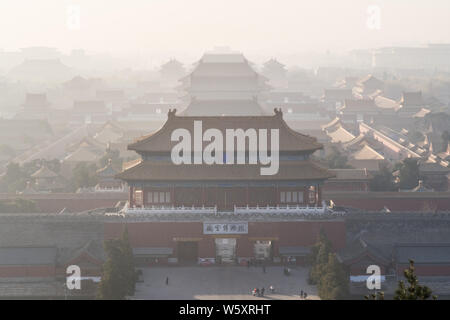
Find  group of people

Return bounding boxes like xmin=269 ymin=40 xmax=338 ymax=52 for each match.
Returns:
xmin=252 ymin=285 xmax=275 ymax=297
xmin=299 ymin=289 xmax=308 ymax=299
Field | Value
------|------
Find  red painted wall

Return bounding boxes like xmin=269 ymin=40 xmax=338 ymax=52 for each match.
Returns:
xmin=104 ymin=220 xmax=346 ymax=258
xmin=323 ymin=192 xmax=450 ymax=211
xmin=396 ymin=264 xmax=450 ymax=277
xmin=0 ymin=265 xmax=55 ymax=277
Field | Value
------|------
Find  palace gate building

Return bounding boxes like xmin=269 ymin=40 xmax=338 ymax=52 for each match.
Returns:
xmin=109 ymin=108 xmax=345 ymax=265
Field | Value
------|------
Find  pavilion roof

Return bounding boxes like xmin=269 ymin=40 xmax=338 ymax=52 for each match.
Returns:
xmin=373 ymin=95 xmax=401 ymax=111
xmin=128 ymin=109 xmax=323 ymax=153
xmin=400 ymin=91 xmax=424 ymax=106
xmin=263 ymin=58 xmax=286 ymax=69
xmin=180 ymin=98 xmax=265 ymax=116
xmin=31 ymin=165 xmax=58 ymax=179
xmin=96 ymin=160 xmax=118 ymax=177
xmin=350 ymin=145 xmax=384 ymax=160
xmin=64 ymin=146 xmax=101 ymax=162
xmin=341 ymin=99 xmax=378 ymax=112
xmin=329 ymin=168 xmax=372 ymax=181
xmin=357 ymin=74 xmax=383 ymax=88
xmin=326 ymin=126 xmax=355 ymax=143
xmin=323 ymin=89 xmax=353 ymax=101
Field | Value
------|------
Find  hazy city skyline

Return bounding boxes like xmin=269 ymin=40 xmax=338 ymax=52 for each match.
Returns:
xmin=1 ymin=0 xmax=449 ymax=58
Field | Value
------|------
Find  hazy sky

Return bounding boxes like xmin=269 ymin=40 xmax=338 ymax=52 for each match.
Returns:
xmin=1 ymin=0 xmax=449 ymax=56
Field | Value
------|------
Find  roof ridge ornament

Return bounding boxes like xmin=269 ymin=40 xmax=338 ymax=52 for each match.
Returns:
xmin=273 ymin=107 xmax=283 ymax=117
xmin=168 ymin=108 xmax=177 ymax=118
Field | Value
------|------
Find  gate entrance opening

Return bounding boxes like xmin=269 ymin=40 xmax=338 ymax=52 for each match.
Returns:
xmin=215 ymin=238 xmax=236 ymax=263
xmin=177 ymin=241 xmax=198 ymax=264
xmin=254 ymin=240 xmax=272 ymax=261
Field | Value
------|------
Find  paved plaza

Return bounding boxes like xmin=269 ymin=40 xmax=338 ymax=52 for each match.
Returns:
xmin=133 ymin=265 xmax=319 ymax=300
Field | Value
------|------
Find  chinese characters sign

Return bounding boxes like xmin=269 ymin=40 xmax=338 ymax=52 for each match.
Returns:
xmin=203 ymin=222 xmax=248 ymax=235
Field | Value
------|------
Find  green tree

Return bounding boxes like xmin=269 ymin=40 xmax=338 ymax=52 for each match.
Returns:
xmin=0 ymin=162 xmax=27 ymax=192
xmin=318 ymin=253 xmax=349 ymax=300
xmin=97 ymin=228 xmax=136 ymax=300
xmin=323 ymin=146 xmax=353 ymax=169
xmin=97 ymin=239 xmax=128 ymax=300
xmin=365 ymin=291 xmax=385 ymax=300
xmin=71 ymin=162 xmax=98 ymax=190
xmin=308 ymin=230 xmax=332 ymax=285
xmin=397 ymin=158 xmax=420 ymax=190
xmin=369 ymin=162 xmax=396 ymax=191
xmin=120 ymin=226 xmax=137 ymax=296
xmin=394 ymin=260 xmax=437 ymax=300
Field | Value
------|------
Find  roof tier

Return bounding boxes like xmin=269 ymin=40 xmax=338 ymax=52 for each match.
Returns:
xmin=128 ymin=109 xmax=323 ymax=153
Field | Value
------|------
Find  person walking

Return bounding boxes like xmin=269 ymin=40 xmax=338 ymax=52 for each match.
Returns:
xmin=165 ymin=276 xmax=169 ymax=286
xmin=261 ymin=287 xmax=265 ymax=297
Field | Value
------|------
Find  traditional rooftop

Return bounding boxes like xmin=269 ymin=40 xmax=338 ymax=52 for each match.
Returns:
xmin=31 ymin=165 xmax=58 ymax=179
xmin=326 ymin=126 xmax=355 ymax=143
xmin=329 ymin=169 xmax=372 ymax=181
xmin=128 ymin=109 xmax=323 ymax=153
xmin=400 ymin=91 xmax=424 ymax=106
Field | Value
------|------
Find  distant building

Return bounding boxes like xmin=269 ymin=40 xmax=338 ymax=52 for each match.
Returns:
xmin=8 ymin=59 xmax=73 ymax=82
xmin=419 ymin=162 xmax=450 ymax=191
xmin=322 ymin=89 xmax=354 ymax=113
xmin=179 ymin=48 xmax=269 ymax=116
xmin=339 ymin=99 xmax=380 ymax=125
xmin=15 ymin=93 xmax=52 ymax=120
xmin=95 ymin=159 xmax=125 ymax=192
xmin=323 ymin=169 xmax=372 ymax=192
xmin=71 ymin=100 xmax=109 ymax=124
xmin=160 ymin=59 xmax=185 ymax=88
xmin=261 ymin=58 xmax=287 ymax=89
xmin=352 ymin=75 xmax=384 ymax=98
xmin=30 ymin=164 xmax=66 ymax=193
xmin=373 ymin=44 xmax=450 ymax=71
xmin=398 ymin=91 xmax=426 ymax=117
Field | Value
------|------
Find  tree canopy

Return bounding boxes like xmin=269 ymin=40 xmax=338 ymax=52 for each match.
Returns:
xmin=97 ymin=227 xmax=137 ymax=300
xmin=394 ymin=260 xmax=437 ymax=300
xmin=397 ymin=158 xmax=420 ymax=190
xmin=309 ymin=230 xmax=349 ymax=299
xmin=323 ymin=146 xmax=353 ymax=169
xmin=369 ymin=162 xmax=396 ymax=191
